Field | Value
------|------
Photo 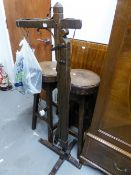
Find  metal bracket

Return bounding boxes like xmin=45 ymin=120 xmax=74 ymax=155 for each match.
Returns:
xmin=51 ymin=44 xmax=66 ymax=51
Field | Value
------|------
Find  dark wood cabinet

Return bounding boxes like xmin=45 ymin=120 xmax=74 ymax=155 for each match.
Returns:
xmin=80 ymin=0 xmax=131 ymax=174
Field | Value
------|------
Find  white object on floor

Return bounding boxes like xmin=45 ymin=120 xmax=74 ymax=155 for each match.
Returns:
xmin=0 ymin=159 xmax=4 ymax=164
xmin=39 ymin=109 xmax=46 ymax=116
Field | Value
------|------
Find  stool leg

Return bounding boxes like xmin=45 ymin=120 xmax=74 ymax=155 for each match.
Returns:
xmin=77 ymin=97 xmax=85 ymax=158
xmin=32 ymin=93 xmax=40 ymax=130
xmin=46 ymin=88 xmax=53 ymax=143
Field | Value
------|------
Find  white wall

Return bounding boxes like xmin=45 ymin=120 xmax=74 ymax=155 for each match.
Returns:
xmin=0 ymin=0 xmax=14 ymax=83
xmin=51 ymin=0 xmax=117 ymax=44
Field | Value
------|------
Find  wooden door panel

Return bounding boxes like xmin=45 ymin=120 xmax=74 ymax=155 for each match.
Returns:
xmin=4 ymin=0 xmax=51 ymax=62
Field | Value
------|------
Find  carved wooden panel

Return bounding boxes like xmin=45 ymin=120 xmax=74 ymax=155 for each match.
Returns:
xmin=4 ymin=0 xmax=51 ymax=62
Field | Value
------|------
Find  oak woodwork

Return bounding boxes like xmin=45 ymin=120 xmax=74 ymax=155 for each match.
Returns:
xmin=70 ymin=69 xmax=100 ymax=95
xmin=81 ymin=136 xmax=131 ymax=175
xmin=70 ymin=39 xmax=108 ymax=76
xmin=81 ymin=0 xmax=131 ymax=174
xmin=40 ymin=61 xmax=57 ymax=83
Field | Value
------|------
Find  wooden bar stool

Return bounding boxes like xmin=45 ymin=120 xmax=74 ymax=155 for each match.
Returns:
xmin=32 ymin=61 xmax=57 ymax=143
xmin=32 ymin=62 xmax=100 ymax=157
xmin=70 ymin=69 xmax=100 ymax=157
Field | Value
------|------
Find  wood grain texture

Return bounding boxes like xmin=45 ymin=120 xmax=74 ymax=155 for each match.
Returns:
xmin=70 ymin=39 xmax=108 ymax=77
xmin=4 ymin=0 xmax=51 ymax=62
xmin=81 ymin=0 xmax=131 ymax=174
xmin=101 ymin=48 xmax=131 ymax=129
xmin=71 ymin=69 xmax=100 ymax=88
xmin=82 ymin=136 xmax=131 ymax=174
xmin=90 ymin=0 xmax=131 ymax=133
xmin=129 ymin=79 xmax=131 ymax=115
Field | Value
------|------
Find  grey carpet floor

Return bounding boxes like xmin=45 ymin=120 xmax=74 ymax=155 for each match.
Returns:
xmin=0 ymin=90 xmax=102 ymax=175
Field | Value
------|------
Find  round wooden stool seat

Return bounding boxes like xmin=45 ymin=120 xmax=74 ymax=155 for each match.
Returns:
xmin=40 ymin=61 xmax=57 ymax=83
xmin=71 ymin=69 xmax=100 ymax=95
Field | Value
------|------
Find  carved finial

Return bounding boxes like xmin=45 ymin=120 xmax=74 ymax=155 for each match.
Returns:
xmin=54 ymin=2 xmax=63 ymax=8
xmin=53 ymin=2 xmax=63 ymax=13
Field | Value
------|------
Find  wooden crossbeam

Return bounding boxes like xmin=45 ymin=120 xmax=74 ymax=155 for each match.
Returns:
xmin=16 ymin=18 xmax=82 ymax=29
